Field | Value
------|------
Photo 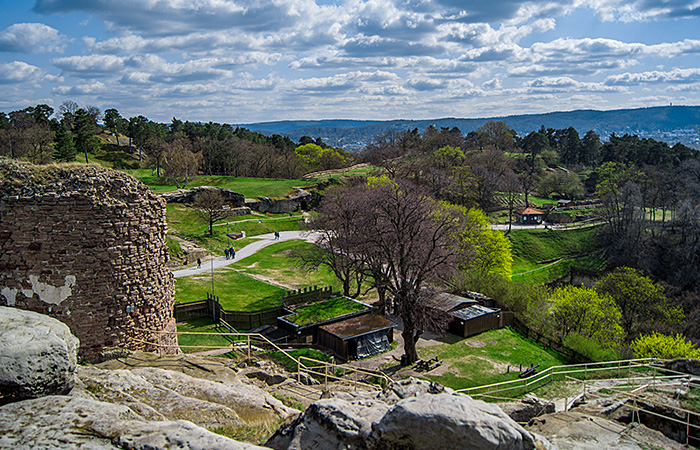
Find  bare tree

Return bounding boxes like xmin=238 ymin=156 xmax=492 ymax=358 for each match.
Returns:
xmin=500 ymin=170 xmax=522 ymax=234
xmin=300 ymin=186 xmax=365 ymax=297
xmin=321 ymin=180 xmax=476 ymax=364
xmin=192 ymin=190 xmax=232 ymax=236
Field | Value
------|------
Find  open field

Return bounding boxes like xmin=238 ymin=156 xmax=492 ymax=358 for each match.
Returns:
xmin=414 ymin=328 xmax=568 ymax=390
xmin=174 ymin=269 xmax=285 ymax=310
xmin=509 ymin=226 xmax=606 ymax=284
xmin=126 ymin=170 xmax=314 ymax=197
xmin=234 ymin=240 xmax=344 ymax=292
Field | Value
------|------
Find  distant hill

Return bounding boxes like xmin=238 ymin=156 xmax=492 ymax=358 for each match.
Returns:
xmin=242 ymin=106 xmax=700 ymax=151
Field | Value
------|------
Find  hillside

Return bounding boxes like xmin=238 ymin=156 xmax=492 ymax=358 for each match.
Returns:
xmin=244 ymin=105 xmax=700 ymax=150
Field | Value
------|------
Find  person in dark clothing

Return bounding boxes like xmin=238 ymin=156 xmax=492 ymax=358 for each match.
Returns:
xmin=224 ymin=248 xmax=229 ymax=260
xmin=197 ymin=257 xmax=201 ymax=268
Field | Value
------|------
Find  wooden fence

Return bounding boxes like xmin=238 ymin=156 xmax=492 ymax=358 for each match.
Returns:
xmin=282 ymin=285 xmax=335 ymax=307
xmin=174 ymin=293 xmax=285 ymax=330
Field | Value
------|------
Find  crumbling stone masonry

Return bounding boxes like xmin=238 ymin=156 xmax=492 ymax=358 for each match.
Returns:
xmin=0 ymin=160 xmax=175 ymax=360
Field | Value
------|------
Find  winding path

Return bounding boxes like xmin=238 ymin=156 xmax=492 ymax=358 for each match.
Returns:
xmin=171 ymin=230 xmax=321 ymax=278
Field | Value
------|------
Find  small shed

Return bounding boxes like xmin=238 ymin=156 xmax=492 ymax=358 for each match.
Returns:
xmin=449 ymin=304 xmax=502 ymax=338
xmin=515 ymin=207 xmax=545 ymax=224
xmin=317 ymin=314 xmax=394 ymax=360
xmin=424 ymin=292 xmax=479 ymax=313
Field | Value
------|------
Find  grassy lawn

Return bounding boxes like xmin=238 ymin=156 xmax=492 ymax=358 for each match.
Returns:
xmin=235 ymin=240 xmax=344 ymax=291
xmin=508 ymin=226 xmax=606 ymax=283
xmin=282 ymin=297 xmax=368 ymax=326
xmin=126 ymin=170 xmax=315 ymax=197
xmin=167 ymin=204 xmax=305 ymax=255
xmin=174 ymin=270 xmax=285 ymax=310
xmin=416 ymin=328 xmax=567 ymax=391
xmin=176 ymin=317 xmax=242 ymax=353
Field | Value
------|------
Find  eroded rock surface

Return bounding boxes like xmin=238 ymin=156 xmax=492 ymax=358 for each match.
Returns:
xmin=0 ymin=306 xmax=79 ymax=404
xmin=77 ymin=365 xmax=296 ymax=428
xmin=0 ymin=395 xmax=270 ymax=450
xmin=266 ymin=379 xmax=546 ymax=450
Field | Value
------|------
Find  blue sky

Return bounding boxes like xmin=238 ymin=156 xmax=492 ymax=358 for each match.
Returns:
xmin=1 ymin=0 xmax=699 ymax=124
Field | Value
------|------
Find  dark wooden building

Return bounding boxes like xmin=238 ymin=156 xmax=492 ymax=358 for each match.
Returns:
xmin=317 ymin=314 xmax=394 ymax=360
xmin=425 ymin=292 xmax=503 ymax=338
xmin=449 ymin=304 xmax=502 ymax=338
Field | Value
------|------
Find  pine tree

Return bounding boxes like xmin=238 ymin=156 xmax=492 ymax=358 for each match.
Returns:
xmin=52 ymin=125 xmax=77 ymax=162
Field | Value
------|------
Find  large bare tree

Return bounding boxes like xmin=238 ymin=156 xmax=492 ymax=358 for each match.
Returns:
xmin=313 ymin=179 xmax=475 ymax=364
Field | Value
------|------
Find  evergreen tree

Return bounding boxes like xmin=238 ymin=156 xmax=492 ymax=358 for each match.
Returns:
xmin=52 ymin=125 xmax=76 ymax=162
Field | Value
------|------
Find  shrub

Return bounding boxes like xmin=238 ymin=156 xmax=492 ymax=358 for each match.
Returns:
xmin=631 ymin=332 xmax=700 ymax=359
xmin=562 ymin=333 xmax=619 ymax=362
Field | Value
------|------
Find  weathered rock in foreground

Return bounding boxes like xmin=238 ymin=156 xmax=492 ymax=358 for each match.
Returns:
xmin=0 ymin=395 xmax=270 ymax=450
xmin=266 ymin=378 xmax=545 ymax=450
xmin=500 ymin=394 xmax=556 ymax=423
xmin=77 ymin=365 xmax=296 ymax=428
xmin=266 ymin=398 xmax=390 ymax=450
xmin=0 ymin=306 xmax=79 ymax=404
xmin=373 ymin=393 xmax=539 ymax=450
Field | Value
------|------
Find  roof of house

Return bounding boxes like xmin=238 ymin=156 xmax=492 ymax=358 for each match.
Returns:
xmin=319 ymin=314 xmax=393 ymax=340
xmin=451 ymin=304 xmax=500 ymax=321
xmin=516 ymin=207 xmax=545 ymax=215
xmin=424 ymin=292 xmax=479 ymax=313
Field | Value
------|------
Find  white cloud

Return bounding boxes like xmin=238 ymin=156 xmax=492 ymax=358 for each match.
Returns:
xmin=605 ymin=68 xmax=700 ymax=85
xmin=0 ymin=61 xmax=44 ymax=84
xmin=0 ymin=23 xmax=68 ymax=53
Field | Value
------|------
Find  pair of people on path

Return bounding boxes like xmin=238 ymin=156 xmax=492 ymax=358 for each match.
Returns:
xmin=274 ymin=231 xmax=280 ymax=240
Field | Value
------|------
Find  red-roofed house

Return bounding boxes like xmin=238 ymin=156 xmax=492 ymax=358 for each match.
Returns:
xmin=515 ymin=207 xmax=545 ymax=224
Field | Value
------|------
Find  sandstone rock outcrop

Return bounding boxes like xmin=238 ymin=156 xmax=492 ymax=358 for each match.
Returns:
xmin=0 ymin=395 xmax=270 ymax=450
xmin=77 ymin=365 xmax=296 ymax=428
xmin=500 ymin=393 xmax=556 ymax=423
xmin=160 ymin=186 xmax=245 ymax=206
xmin=0 ymin=306 xmax=79 ymax=404
xmin=0 ymin=161 xmax=174 ymax=360
xmin=266 ymin=378 xmax=546 ymax=450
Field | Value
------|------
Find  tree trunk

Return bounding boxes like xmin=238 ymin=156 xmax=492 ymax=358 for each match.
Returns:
xmin=401 ymin=328 xmax=419 ymax=365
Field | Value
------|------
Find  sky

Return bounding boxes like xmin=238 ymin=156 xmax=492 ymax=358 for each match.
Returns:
xmin=1 ymin=0 xmax=699 ymax=124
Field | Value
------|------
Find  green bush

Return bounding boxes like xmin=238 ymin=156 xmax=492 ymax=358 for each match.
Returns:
xmin=562 ymin=333 xmax=619 ymax=362
xmin=631 ymin=332 xmax=700 ymax=359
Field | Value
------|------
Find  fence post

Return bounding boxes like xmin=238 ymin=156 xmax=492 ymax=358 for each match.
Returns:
xmin=325 ymin=364 xmax=328 ymax=388
xmin=247 ymin=335 xmax=251 ymax=358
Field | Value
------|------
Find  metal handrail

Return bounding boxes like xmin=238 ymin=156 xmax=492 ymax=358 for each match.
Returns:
xmin=131 ymin=326 xmax=393 ymax=390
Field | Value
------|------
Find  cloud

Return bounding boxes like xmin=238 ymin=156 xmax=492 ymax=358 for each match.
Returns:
xmin=585 ymin=0 xmax=700 ymax=22
xmin=0 ymin=23 xmax=67 ymax=53
xmin=52 ymin=54 xmax=125 ymax=75
xmin=605 ymin=68 xmax=700 ymax=85
xmin=0 ymin=61 xmax=44 ymax=84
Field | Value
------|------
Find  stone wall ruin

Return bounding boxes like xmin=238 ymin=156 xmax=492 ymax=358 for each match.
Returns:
xmin=0 ymin=160 xmax=175 ymax=360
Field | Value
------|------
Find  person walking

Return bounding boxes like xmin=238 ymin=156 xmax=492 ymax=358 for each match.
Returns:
xmin=197 ymin=257 xmax=201 ymax=269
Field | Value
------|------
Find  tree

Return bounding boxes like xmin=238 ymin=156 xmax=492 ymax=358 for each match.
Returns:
xmin=72 ymin=108 xmax=99 ymax=164
xmin=128 ymin=115 xmax=149 ymax=160
xmin=57 ymin=100 xmax=79 ymax=129
xmin=476 ymin=120 xmax=516 ymax=151
xmin=103 ymin=108 xmax=124 ymax=146
xmin=550 ymin=285 xmax=625 ymax=348
xmin=500 ymin=171 xmax=522 ymax=234
xmin=321 ymin=178 xmax=482 ymax=364
xmin=52 ymin=124 xmax=76 ymax=162
xmin=161 ymin=134 xmax=201 ymax=189
xmin=301 ymin=185 xmax=366 ymax=298
xmin=595 ymin=267 xmax=684 ymax=338
xmin=192 ymin=190 xmax=232 ymax=236
xmin=631 ymin=332 xmax=700 ymax=359
xmin=538 ymin=170 xmax=585 ymax=199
